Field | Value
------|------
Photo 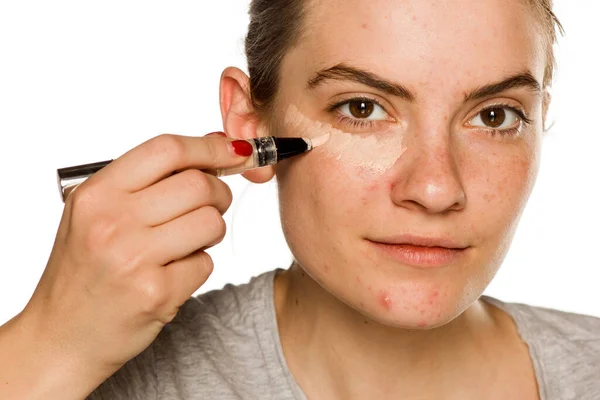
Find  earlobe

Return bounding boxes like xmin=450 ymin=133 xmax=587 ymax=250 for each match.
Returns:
xmin=219 ymin=66 xmax=275 ymax=183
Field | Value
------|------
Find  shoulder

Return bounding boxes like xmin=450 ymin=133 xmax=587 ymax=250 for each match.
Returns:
xmin=483 ymin=295 xmax=600 ymax=342
xmin=484 ymin=296 xmax=600 ymax=399
xmin=167 ymin=269 xmax=276 ymax=338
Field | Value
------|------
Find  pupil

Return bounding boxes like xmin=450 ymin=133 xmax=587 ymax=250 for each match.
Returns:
xmin=482 ymin=108 xmax=506 ymax=128
xmin=349 ymin=100 xmax=374 ymax=118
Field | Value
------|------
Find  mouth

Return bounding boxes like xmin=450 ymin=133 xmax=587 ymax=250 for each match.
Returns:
xmin=365 ymin=235 xmax=470 ymax=268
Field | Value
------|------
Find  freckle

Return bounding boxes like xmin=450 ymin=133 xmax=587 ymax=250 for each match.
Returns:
xmin=360 ymin=301 xmax=365 ymax=307
xmin=361 ymin=197 xmax=368 ymax=206
xmin=368 ymin=285 xmax=372 ymax=292
xmin=403 ymin=305 xmax=410 ymax=311
xmin=361 ymin=23 xmax=368 ymax=29
xmin=356 ymin=276 xmax=361 ymax=283
xmin=295 ymin=298 xmax=299 ymax=306
xmin=364 ymin=320 xmax=369 ymax=324
xmin=437 ymin=312 xmax=442 ymax=318
xmin=420 ymin=309 xmax=426 ymax=315
xmin=324 ymin=265 xmax=330 ymax=273
xmin=301 ymin=271 xmax=306 ymax=277
xmin=378 ymin=290 xmax=393 ymax=311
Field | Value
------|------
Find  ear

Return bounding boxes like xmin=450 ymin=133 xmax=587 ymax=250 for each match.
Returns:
xmin=219 ymin=67 xmax=275 ymax=183
xmin=542 ymin=88 xmax=552 ymax=133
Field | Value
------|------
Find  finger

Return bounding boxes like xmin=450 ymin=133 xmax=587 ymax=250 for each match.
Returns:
xmin=164 ymin=250 xmax=214 ymax=307
xmin=100 ymin=134 xmax=250 ymax=193
xmin=132 ymin=169 xmax=233 ymax=227
xmin=149 ymin=206 xmax=226 ymax=266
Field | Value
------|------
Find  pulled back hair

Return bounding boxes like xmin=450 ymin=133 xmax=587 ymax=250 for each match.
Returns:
xmin=245 ymin=0 xmax=564 ymax=114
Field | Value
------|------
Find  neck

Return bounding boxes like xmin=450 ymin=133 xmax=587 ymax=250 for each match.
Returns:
xmin=274 ymin=264 xmax=512 ymax=399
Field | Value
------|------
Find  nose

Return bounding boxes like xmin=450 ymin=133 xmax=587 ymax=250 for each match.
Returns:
xmin=390 ymin=130 xmax=466 ymax=214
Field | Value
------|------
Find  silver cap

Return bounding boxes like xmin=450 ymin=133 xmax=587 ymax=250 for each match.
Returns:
xmin=56 ymin=160 xmax=112 ymax=202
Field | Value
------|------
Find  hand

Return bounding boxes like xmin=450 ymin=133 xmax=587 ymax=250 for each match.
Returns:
xmin=22 ymin=132 xmax=249 ymax=380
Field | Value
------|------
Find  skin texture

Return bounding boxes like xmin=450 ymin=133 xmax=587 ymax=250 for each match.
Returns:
xmin=274 ymin=0 xmax=545 ymax=328
xmin=220 ymin=0 xmax=547 ymax=397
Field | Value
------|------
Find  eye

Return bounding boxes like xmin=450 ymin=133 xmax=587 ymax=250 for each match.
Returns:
xmin=469 ymin=106 xmax=522 ymax=130
xmin=339 ymin=99 xmax=388 ymax=120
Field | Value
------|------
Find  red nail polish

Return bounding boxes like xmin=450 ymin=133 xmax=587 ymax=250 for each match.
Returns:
xmin=231 ymin=140 xmax=253 ymax=157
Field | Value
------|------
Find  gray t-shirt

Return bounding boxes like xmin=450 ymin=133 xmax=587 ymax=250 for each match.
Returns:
xmin=88 ymin=270 xmax=600 ymax=399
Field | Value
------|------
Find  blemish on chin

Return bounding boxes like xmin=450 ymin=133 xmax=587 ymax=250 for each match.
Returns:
xmin=417 ymin=321 xmax=427 ymax=328
xmin=428 ymin=290 xmax=440 ymax=305
xmin=378 ymin=290 xmax=393 ymax=311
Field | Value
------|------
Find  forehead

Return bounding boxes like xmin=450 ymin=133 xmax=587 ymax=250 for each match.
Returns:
xmin=289 ymin=0 xmax=546 ymax=93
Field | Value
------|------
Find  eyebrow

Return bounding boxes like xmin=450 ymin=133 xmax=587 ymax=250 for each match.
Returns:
xmin=307 ymin=63 xmax=542 ymax=103
xmin=464 ymin=72 xmax=541 ymax=101
xmin=307 ymin=64 xmax=415 ymax=101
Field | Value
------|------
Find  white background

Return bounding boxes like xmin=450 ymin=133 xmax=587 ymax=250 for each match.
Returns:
xmin=0 ymin=1 xmax=598 ymax=325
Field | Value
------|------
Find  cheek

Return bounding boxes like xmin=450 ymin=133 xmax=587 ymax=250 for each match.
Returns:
xmin=277 ymin=154 xmax=380 ymax=224
xmin=464 ymin=137 xmax=540 ymax=237
xmin=275 ymin=153 xmax=388 ymax=279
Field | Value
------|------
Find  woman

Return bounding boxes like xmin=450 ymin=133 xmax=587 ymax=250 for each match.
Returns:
xmin=1 ymin=0 xmax=598 ymax=398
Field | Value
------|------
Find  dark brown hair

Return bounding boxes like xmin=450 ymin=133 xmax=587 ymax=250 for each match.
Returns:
xmin=245 ymin=0 xmax=563 ymax=113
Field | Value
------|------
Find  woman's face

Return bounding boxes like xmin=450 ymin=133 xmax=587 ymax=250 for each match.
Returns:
xmin=272 ymin=0 xmax=546 ymax=328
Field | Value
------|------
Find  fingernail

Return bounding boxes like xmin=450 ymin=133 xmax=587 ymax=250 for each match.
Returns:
xmin=231 ymin=140 xmax=253 ymax=157
xmin=204 ymin=131 xmax=228 ymax=137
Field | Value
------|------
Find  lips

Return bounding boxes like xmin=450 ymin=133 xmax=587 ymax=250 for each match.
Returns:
xmin=366 ymin=235 xmax=469 ymax=268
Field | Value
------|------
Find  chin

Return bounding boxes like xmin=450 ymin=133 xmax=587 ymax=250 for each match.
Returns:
xmin=336 ymin=271 xmax=481 ymax=330
xmin=360 ymin=306 xmax=458 ymax=330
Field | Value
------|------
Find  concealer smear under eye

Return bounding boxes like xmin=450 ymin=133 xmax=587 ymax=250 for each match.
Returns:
xmin=285 ymin=105 xmax=407 ymax=174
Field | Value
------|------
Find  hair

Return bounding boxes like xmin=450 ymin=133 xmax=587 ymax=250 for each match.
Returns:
xmin=245 ymin=0 xmax=564 ymax=114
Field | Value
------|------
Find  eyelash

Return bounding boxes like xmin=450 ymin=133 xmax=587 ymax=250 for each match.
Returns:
xmin=475 ymin=105 xmax=532 ymax=137
xmin=326 ymin=97 xmax=532 ymax=136
xmin=326 ymin=96 xmax=389 ymax=130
